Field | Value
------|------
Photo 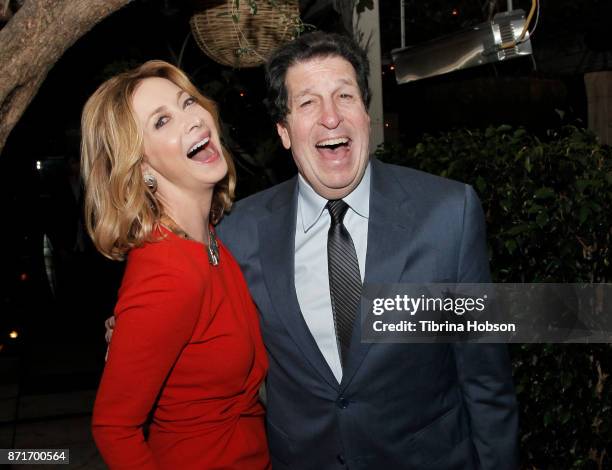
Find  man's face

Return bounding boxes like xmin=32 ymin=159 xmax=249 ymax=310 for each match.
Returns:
xmin=276 ymin=56 xmax=370 ymax=200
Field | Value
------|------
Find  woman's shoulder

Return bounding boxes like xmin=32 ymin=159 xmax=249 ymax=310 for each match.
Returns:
xmin=116 ymin=230 xmax=208 ymax=321
xmin=124 ymin=228 xmax=208 ymax=286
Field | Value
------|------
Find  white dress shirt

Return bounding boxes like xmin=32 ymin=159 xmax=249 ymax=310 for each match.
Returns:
xmin=294 ymin=164 xmax=370 ymax=383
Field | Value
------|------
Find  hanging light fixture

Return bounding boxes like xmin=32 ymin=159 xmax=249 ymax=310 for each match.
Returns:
xmin=392 ymin=0 xmax=539 ymax=84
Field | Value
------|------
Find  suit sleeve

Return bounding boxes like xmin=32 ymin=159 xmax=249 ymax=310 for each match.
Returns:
xmin=91 ymin=245 xmax=203 ymax=470
xmin=453 ymin=185 xmax=520 ymax=470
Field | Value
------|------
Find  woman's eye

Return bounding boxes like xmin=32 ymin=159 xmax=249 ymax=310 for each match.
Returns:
xmin=184 ymin=96 xmax=196 ymax=108
xmin=154 ymin=116 xmax=169 ymax=129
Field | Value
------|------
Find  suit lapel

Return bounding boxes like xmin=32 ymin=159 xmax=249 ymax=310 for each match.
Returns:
xmin=341 ymin=159 xmax=416 ymax=390
xmin=258 ymin=178 xmax=339 ymax=389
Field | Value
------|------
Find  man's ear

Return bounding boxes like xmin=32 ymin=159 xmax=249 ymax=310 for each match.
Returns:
xmin=276 ymin=122 xmax=292 ymax=150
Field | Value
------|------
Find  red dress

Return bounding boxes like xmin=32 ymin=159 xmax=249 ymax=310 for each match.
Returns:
xmin=92 ymin=227 xmax=270 ymax=470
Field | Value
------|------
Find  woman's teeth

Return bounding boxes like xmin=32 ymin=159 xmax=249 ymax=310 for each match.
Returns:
xmin=187 ymin=137 xmax=210 ymax=158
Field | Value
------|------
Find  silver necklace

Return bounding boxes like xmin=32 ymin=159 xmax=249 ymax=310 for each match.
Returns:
xmin=161 ymin=217 xmax=220 ymax=266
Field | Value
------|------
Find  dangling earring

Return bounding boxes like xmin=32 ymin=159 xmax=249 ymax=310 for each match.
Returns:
xmin=143 ymin=173 xmax=157 ymax=193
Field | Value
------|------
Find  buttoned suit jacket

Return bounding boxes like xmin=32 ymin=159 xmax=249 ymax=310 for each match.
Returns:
xmin=217 ymin=158 xmax=519 ymax=470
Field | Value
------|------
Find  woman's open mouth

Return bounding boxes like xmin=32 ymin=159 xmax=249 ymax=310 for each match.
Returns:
xmin=186 ymin=137 xmax=219 ymax=163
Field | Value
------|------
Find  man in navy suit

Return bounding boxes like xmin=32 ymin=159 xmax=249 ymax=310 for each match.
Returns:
xmin=218 ymin=32 xmax=519 ymax=469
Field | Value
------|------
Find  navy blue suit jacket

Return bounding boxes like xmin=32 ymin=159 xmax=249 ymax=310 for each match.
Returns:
xmin=218 ymin=159 xmax=519 ymax=469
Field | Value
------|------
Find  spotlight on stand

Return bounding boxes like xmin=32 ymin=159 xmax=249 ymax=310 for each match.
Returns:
xmin=392 ymin=8 xmax=534 ymax=84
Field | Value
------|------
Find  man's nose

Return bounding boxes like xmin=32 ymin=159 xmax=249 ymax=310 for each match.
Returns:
xmin=319 ymin=100 xmax=342 ymax=129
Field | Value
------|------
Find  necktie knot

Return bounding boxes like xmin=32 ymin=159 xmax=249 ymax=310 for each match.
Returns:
xmin=327 ymin=199 xmax=349 ymax=226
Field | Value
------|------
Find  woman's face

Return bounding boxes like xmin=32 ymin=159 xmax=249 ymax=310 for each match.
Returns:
xmin=131 ymin=76 xmax=227 ymax=196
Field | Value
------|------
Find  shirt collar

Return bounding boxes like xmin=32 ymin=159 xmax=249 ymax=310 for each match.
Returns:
xmin=297 ymin=162 xmax=371 ymax=233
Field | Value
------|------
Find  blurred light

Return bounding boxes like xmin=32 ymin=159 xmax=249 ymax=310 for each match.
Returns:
xmin=385 ymin=122 xmax=390 ymax=128
xmin=9 ymin=330 xmax=18 ymax=340
xmin=239 ymin=91 xmax=245 ymax=97
xmin=452 ymin=8 xmax=459 ymax=16
xmin=36 ymin=160 xmax=42 ymax=170
xmin=20 ymin=273 xmax=28 ymax=281
xmin=389 ymin=65 xmax=395 ymax=71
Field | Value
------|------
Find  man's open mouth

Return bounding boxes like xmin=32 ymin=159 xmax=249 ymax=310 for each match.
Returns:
xmin=315 ymin=137 xmax=350 ymax=151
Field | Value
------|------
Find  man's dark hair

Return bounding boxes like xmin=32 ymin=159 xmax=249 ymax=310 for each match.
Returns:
xmin=265 ymin=31 xmax=371 ymax=123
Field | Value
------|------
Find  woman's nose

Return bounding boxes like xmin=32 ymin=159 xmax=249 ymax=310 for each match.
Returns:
xmin=185 ymin=113 xmax=204 ymax=133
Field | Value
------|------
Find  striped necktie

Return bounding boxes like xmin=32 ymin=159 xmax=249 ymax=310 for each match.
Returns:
xmin=327 ymin=199 xmax=362 ymax=368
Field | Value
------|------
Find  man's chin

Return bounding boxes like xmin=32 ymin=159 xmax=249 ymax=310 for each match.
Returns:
xmin=312 ymin=177 xmax=359 ymax=200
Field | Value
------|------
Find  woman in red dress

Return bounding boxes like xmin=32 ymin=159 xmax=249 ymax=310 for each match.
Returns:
xmin=81 ymin=61 xmax=270 ymax=469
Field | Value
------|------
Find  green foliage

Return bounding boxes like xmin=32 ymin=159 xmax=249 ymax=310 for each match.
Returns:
xmin=377 ymin=125 xmax=611 ymax=283
xmin=377 ymin=125 xmax=612 ymax=469
xmin=228 ymin=0 xmax=313 ymax=40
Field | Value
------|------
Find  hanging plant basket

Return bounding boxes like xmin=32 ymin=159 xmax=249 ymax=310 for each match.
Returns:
xmin=190 ymin=0 xmax=301 ymax=68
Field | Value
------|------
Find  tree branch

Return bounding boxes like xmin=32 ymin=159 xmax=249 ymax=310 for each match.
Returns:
xmin=0 ymin=0 xmax=132 ymax=153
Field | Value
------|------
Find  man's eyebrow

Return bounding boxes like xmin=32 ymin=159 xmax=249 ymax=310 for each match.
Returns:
xmin=337 ymin=78 xmax=356 ymax=86
xmin=292 ymin=78 xmax=357 ymax=98
xmin=293 ymin=88 xmax=313 ymax=99
xmin=147 ymin=90 xmax=184 ymax=121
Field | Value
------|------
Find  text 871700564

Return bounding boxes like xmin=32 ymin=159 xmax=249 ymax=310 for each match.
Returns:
xmin=0 ymin=449 xmax=69 ymax=464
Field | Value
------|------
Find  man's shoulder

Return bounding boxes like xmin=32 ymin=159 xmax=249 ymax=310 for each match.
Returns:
xmin=220 ymin=176 xmax=296 ymax=231
xmin=373 ymin=159 xmax=469 ymax=202
xmin=236 ymin=177 xmax=295 ymax=211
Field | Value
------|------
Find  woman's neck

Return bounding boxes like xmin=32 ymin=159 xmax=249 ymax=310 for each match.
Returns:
xmin=159 ymin=189 xmax=213 ymax=245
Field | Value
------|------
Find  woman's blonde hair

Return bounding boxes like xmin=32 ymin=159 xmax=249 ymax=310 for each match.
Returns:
xmin=81 ymin=60 xmax=236 ymax=261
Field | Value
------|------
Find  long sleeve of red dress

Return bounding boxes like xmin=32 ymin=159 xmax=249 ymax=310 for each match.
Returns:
xmin=92 ymin=229 xmax=269 ymax=470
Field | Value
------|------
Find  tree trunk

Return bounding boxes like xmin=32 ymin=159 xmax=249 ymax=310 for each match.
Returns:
xmin=0 ymin=0 xmax=132 ymax=153
xmin=584 ymin=71 xmax=612 ymax=146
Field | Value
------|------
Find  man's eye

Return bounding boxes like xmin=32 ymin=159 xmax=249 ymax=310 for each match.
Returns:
xmin=154 ymin=116 xmax=169 ymax=129
xmin=340 ymin=93 xmax=353 ymax=99
xmin=299 ymin=100 xmax=312 ymax=108
xmin=184 ymin=96 xmax=196 ymax=108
